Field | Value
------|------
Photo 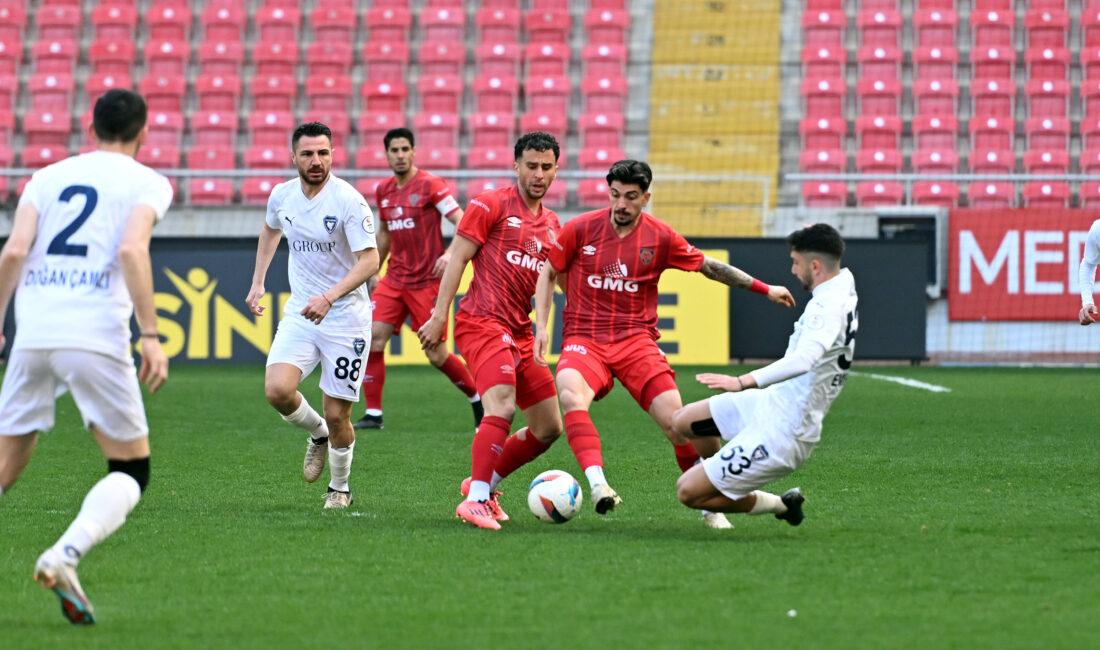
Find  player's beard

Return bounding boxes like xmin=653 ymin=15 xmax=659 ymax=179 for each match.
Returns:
xmin=522 ymin=180 xmax=547 ymax=201
xmin=612 ymin=210 xmax=637 ymax=227
xmin=300 ymin=167 xmax=329 ymax=186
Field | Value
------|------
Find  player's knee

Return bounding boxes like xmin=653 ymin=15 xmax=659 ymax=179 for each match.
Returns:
xmin=670 ymin=407 xmax=693 ymax=437
xmin=108 ymin=457 xmax=150 ymax=493
xmin=264 ymin=383 xmax=296 ymax=409
xmin=557 ymin=388 xmax=586 ymax=412
xmin=675 ymin=474 xmax=698 ymax=507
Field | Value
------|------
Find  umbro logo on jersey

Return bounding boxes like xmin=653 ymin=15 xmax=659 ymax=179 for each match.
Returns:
xmin=499 ymin=365 xmax=514 ymax=375
xmin=501 ymin=334 xmax=514 ymax=345
xmin=324 ymin=216 xmax=338 ymax=233
xmin=506 ymin=216 xmax=522 ymax=228
xmin=353 ymin=338 xmax=366 ymax=355
xmin=582 ymin=245 xmax=597 ymax=256
xmin=639 ymin=248 xmax=654 ymax=264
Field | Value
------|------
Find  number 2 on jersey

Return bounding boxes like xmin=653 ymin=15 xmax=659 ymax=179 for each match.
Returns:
xmin=47 ymin=185 xmax=98 ymax=257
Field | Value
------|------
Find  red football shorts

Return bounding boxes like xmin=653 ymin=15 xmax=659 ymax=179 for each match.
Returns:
xmin=371 ymin=279 xmax=444 ymax=340
xmin=555 ymin=334 xmax=678 ymax=411
xmin=453 ymin=313 xmax=556 ymax=410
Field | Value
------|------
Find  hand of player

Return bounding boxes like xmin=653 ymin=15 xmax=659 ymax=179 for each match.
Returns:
xmin=245 ymin=284 xmax=266 ymax=316
xmin=301 ymin=293 xmax=333 ymax=325
xmin=696 ymin=373 xmax=742 ymax=392
xmin=767 ymin=285 xmax=796 ymax=308
xmin=368 ymin=275 xmax=380 ymax=293
xmin=1080 ymin=303 xmax=1098 ymax=326
xmin=533 ymin=327 xmax=550 ymax=367
xmin=417 ymin=314 xmax=445 ymax=350
xmin=432 ymin=251 xmax=451 ymax=277
xmin=139 ymin=337 xmax=169 ymax=394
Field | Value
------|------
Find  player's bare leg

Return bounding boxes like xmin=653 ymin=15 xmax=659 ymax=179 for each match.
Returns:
xmin=321 ymin=394 xmax=356 ymax=508
xmin=355 ymin=321 xmax=394 ymax=430
xmin=676 ymin=461 xmax=803 ymax=525
xmin=266 ymin=363 xmax=331 ymax=483
xmin=0 ymin=432 xmax=38 ymax=495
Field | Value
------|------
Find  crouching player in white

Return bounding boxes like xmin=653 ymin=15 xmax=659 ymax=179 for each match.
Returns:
xmin=672 ymin=224 xmax=858 ymax=527
xmin=0 ymin=89 xmax=172 ymax=624
xmin=246 ymin=122 xmax=379 ymax=509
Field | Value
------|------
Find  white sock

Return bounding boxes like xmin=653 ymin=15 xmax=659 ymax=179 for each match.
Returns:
xmin=0 ymin=484 xmax=4 ymax=499
xmin=584 ymin=465 xmax=606 ymax=489
xmin=748 ymin=490 xmax=785 ymax=515
xmin=365 ymin=408 xmax=382 ymax=417
xmin=489 ymin=471 xmax=503 ymax=491
xmin=283 ymin=396 xmax=328 ymax=439
xmin=468 ymin=393 xmax=481 ymax=403
xmin=327 ymin=442 xmax=354 ymax=492
xmin=466 ymin=480 xmax=491 ymax=503
xmin=52 ymin=472 xmax=141 ymax=565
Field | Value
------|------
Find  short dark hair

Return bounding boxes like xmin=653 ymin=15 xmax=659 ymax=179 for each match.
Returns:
xmin=292 ymin=122 xmax=332 ymax=151
xmin=514 ymin=131 xmax=560 ymax=162
xmin=384 ymin=127 xmax=414 ymax=149
xmin=787 ymin=223 xmax=845 ymax=265
xmin=93 ymin=89 xmax=147 ymax=143
xmin=605 ymin=160 xmax=652 ymax=192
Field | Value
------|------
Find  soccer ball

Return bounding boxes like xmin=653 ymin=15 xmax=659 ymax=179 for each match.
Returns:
xmin=527 ymin=470 xmax=582 ymax=524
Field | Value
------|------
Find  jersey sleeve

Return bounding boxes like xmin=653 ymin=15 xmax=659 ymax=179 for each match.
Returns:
xmin=264 ymin=187 xmax=283 ymax=230
xmin=1085 ymin=220 xmax=1100 ymax=265
xmin=429 ymin=176 xmax=461 ymax=217
xmin=134 ymin=171 xmax=174 ymax=221
xmin=15 ymin=171 xmax=45 ymax=210
xmin=665 ymin=227 xmax=706 ymax=272
xmin=547 ymin=218 xmax=577 ymax=273
xmin=344 ymin=194 xmax=378 ymax=252
xmin=456 ymin=192 xmax=499 ymax=246
xmin=797 ymin=297 xmax=846 ymax=350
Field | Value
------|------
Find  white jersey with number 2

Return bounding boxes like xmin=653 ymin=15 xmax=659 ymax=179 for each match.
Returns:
xmin=14 ymin=151 xmax=173 ymax=361
xmin=265 ymin=174 xmax=377 ymax=333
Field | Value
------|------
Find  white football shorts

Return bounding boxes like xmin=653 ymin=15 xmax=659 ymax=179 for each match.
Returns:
xmin=701 ymin=390 xmax=815 ymax=500
xmin=267 ymin=315 xmax=371 ymax=402
xmin=0 ymin=349 xmax=148 ymax=441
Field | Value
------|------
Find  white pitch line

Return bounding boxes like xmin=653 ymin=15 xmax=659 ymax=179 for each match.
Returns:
xmin=850 ymin=371 xmax=952 ymax=393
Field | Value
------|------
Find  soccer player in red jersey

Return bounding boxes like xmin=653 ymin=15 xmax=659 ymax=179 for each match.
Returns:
xmin=354 ymin=128 xmax=482 ymax=431
xmin=533 ymin=160 xmax=795 ymax=528
xmin=417 ymin=132 xmax=564 ymax=530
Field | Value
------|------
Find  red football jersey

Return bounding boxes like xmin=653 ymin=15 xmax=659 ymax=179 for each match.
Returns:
xmin=547 ymin=209 xmax=705 ymax=343
xmin=375 ymin=170 xmax=460 ymax=289
xmin=457 ymin=186 xmax=562 ymax=333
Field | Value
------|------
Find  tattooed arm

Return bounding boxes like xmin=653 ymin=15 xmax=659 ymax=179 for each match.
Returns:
xmin=699 ymin=257 xmax=796 ymax=308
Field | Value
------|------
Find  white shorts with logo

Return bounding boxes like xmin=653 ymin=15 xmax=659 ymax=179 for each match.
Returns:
xmin=0 ymin=349 xmax=148 ymax=441
xmin=267 ymin=315 xmax=371 ymax=402
xmin=701 ymin=390 xmax=815 ymax=500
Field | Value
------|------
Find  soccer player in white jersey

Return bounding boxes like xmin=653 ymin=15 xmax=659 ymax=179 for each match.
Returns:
xmin=671 ymin=224 xmax=858 ymax=527
xmin=0 ymin=89 xmax=172 ymax=625
xmin=246 ymin=122 xmax=379 ymax=509
xmin=1077 ymin=219 xmax=1100 ymax=325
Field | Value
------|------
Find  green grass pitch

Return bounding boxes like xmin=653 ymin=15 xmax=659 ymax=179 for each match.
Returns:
xmin=1 ymin=364 xmax=1096 ymax=649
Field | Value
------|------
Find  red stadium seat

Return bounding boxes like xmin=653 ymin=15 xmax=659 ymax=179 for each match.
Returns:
xmin=472 ymin=75 xmax=520 ymax=114
xmin=1025 ymin=8 xmax=1068 ymax=48
xmin=913 ymin=79 xmax=959 ymax=116
xmin=307 ymin=75 xmax=353 ymax=114
xmin=578 ymin=112 xmax=624 ymax=149
xmin=578 ymin=146 xmax=625 ymax=170
xmin=91 ymin=4 xmax=137 ymax=41
xmin=241 ymin=178 xmax=284 ymax=206
xmin=971 ymin=9 xmax=1014 ymax=48
xmin=22 ymin=145 xmax=69 ymax=170
xmin=355 ymin=147 xmax=390 ymax=171
xmin=971 ymin=78 xmax=1016 ymax=118
xmin=248 ymin=111 xmax=295 ymax=146
xmin=197 ymin=41 xmax=244 ymax=76
xmin=356 ymin=178 xmax=386 ymax=205
xmin=194 ymin=74 xmax=240 ymax=113
xmin=361 ymin=81 xmax=408 ymax=113
xmin=476 ymin=6 xmax=520 ymax=44
xmin=469 ymin=112 xmax=516 ymax=148
xmin=802 ymin=181 xmax=847 ymax=208
xmin=525 ymin=9 xmax=571 ymax=45
xmin=912 ymin=181 xmax=960 ymax=208
xmin=1023 ymin=150 xmax=1068 ymax=174
xmin=0 ymin=75 xmax=16 ymax=113
xmin=192 ymin=111 xmax=237 ymax=148
xmin=186 ymin=147 xmax=236 ymax=172
xmin=28 ymin=73 xmax=74 ymax=112
xmin=85 ymin=73 xmax=131 ymax=106
xmin=971 ymin=116 xmax=1014 ymax=152
xmin=913 ymin=46 xmax=958 ymax=80
xmin=250 ymin=75 xmax=298 ymax=112
xmin=912 ymin=149 xmax=958 ymax=175
xmin=307 ymin=42 xmax=353 ymax=78
xmin=521 ymin=112 xmax=567 ymax=141
xmin=244 ymin=146 xmax=288 ymax=170
xmin=412 ymin=112 xmax=460 ymax=149
xmin=23 ymin=111 xmax=70 ymax=147
xmin=311 ymin=5 xmax=356 ymax=44
xmin=856 ymin=181 xmax=904 ymax=207
xmin=467 ymin=146 xmax=513 ymax=171
xmin=584 ymin=9 xmax=629 ymax=46
xmin=146 ymin=111 xmax=184 ymax=147
xmin=364 ymin=42 xmax=409 ymax=82
xmin=526 ymin=42 xmax=570 ymax=77
xmin=855 ymin=149 xmax=902 ymax=174
xmin=801 ymin=77 xmax=846 ymax=119
xmin=799 ymin=116 xmax=846 ymax=150
xmin=365 ymin=6 xmax=412 ymax=43
xmin=36 ymin=5 xmax=80 ymax=42
xmin=421 ymin=7 xmax=465 ymax=43
xmin=0 ymin=39 xmax=17 ymax=76
xmin=1081 ymin=79 xmax=1100 ymax=117
xmin=254 ymin=42 xmax=298 ymax=78
xmin=255 ymin=6 xmax=300 ymax=43
xmin=139 ymin=74 xmax=186 ymax=113
xmin=970 ymin=148 xmax=1015 ymax=174
xmin=1026 ymin=47 xmax=1070 ymax=81
xmin=856 ymin=78 xmax=901 ymax=116
xmin=803 ymin=46 xmax=846 ymax=79
xmin=527 ymin=75 xmax=572 ymax=115
xmin=418 ymin=75 xmax=463 ymax=113
xmin=857 ymin=9 xmax=901 ymax=48
xmin=357 ymin=111 xmax=405 ymax=150
xmin=578 ymin=178 xmax=610 ymax=207
xmin=31 ymin=39 xmax=78 ymax=75
xmin=147 ymin=3 xmax=190 ymax=42
xmin=476 ymin=42 xmax=521 ymax=78
xmin=913 ymin=8 xmax=957 ymax=47
xmin=971 ymin=46 xmax=1014 ymax=79
xmin=913 ymin=115 xmax=958 ymax=151
xmin=144 ymin=40 xmax=189 ymax=77
xmin=968 ymin=182 xmax=1016 ymax=208
xmin=1027 ymin=79 xmax=1069 ymax=118
xmin=302 ymin=112 xmax=351 ymax=145
xmin=1025 ymin=117 xmax=1069 ymax=151
xmin=88 ymin=40 xmax=135 ymax=76
xmin=582 ymin=44 xmax=626 ymax=79
xmin=1023 ymin=182 xmax=1069 ymax=208
xmin=856 ymin=115 xmax=901 ymax=150
xmin=0 ymin=6 xmax=25 ymax=44
xmin=189 ymin=178 xmax=235 ymax=205
xmin=1085 ymin=6 xmax=1100 ymax=47
xmin=419 ymin=41 xmax=465 ymax=77
xmin=582 ymin=76 xmax=628 ymax=114
xmin=201 ymin=3 xmax=245 ymax=43
xmin=1082 ymin=183 xmax=1100 ymax=208
xmin=802 ymin=11 xmax=845 ymax=48
xmin=137 ymin=145 xmax=180 ymax=170
xmin=857 ymin=45 xmax=901 ymax=80
xmin=799 ymin=148 xmax=846 ymax=174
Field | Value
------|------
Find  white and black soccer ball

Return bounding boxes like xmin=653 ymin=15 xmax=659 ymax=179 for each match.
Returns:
xmin=527 ymin=470 xmax=582 ymax=524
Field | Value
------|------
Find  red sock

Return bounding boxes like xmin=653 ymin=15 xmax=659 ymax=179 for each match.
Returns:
xmin=438 ymin=354 xmax=478 ymax=398
xmin=564 ymin=410 xmax=602 ymax=470
xmin=673 ymin=442 xmax=700 ymax=473
xmin=471 ymin=415 xmax=510 ymax=483
xmin=362 ymin=349 xmax=385 ymax=411
xmin=495 ymin=427 xmax=553 ymax=479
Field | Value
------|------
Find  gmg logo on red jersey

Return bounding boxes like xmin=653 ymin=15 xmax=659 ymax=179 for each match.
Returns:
xmin=388 ymin=217 xmax=416 ymax=230
xmin=587 ymin=275 xmax=639 ymax=292
xmin=505 ymin=249 xmax=545 ymax=272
